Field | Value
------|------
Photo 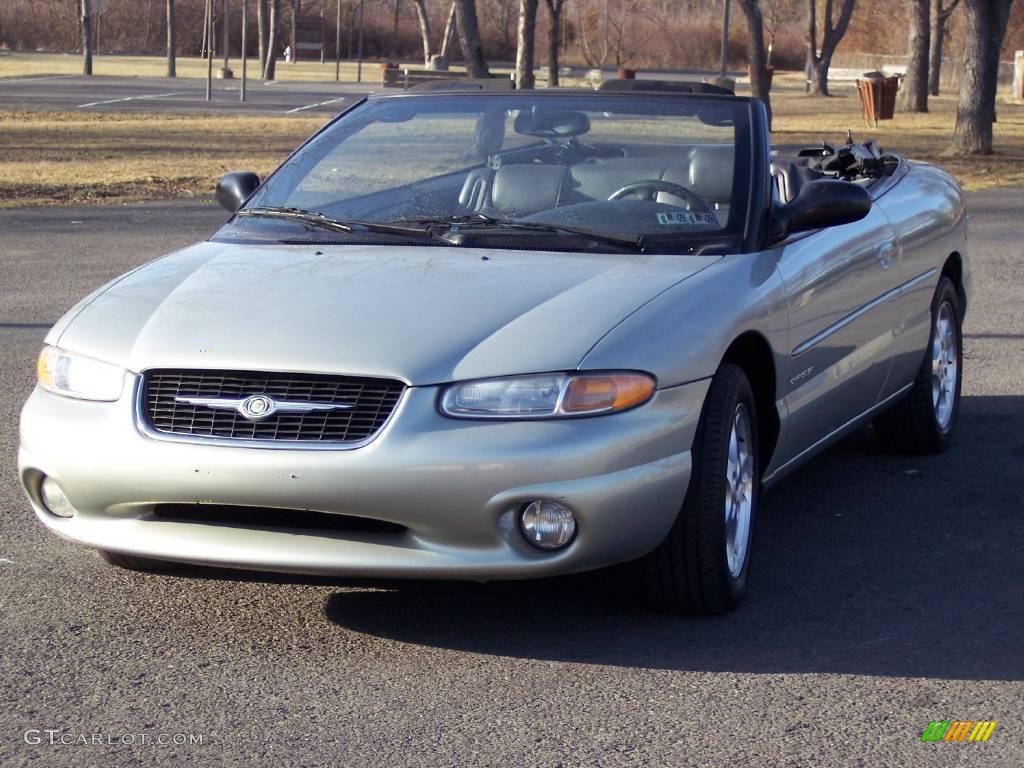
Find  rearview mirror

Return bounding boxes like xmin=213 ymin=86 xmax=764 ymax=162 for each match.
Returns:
xmin=216 ymin=172 xmax=260 ymax=213
xmin=771 ymin=179 xmax=872 ymax=243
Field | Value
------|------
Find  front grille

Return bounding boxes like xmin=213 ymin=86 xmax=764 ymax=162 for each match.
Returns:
xmin=141 ymin=369 xmax=404 ymax=444
xmin=151 ymin=504 xmax=406 ymax=534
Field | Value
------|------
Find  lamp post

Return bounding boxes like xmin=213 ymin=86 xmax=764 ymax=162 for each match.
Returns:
xmin=205 ymin=0 xmax=213 ymax=100
xmin=241 ymin=0 xmax=248 ymax=100
xmin=356 ymin=0 xmax=365 ymax=84
xmin=335 ymin=0 xmax=342 ymax=81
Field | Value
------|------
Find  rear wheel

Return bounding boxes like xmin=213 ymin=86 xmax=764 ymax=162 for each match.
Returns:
xmin=643 ymin=363 xmax=759 ymax=614
xmin=874 ymin=276 xmax=962 ymax=454
xmin=99 ymin=550 xmax=176 ymax=572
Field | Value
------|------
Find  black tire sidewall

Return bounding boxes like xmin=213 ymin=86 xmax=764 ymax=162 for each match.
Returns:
xmin=692 ymin=364 xmax=760 ymax=603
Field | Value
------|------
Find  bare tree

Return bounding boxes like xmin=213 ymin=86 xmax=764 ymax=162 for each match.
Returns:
xmin=411 ymin=0 xmax=432 ymax=64
xmin=454 ymin=0 xmax=490 ymax=77
xmin=516 ymin=0 xmax=539 ymax=88
xmin=949 ymin=0 xmax=1014 ymax=155
xmin=806 ymin=0 xmax=857 ymax=96
xmin=761 ymin=0 xmax=802 ymax=66
xmin=440 ymin=2 xmax=457 ymax=60
xmin=928 ymin=0 xmax=960 ymax=96
xmin=258 ymin=0 xmax=268 ymax=70
xmin=166 ymin=0 xmax=176 ymax=77
xmin=899 ymin=0 xmax=930 ymax=112
xmin=81 ymin=0 xmax=93 ymax=75
xmin=544 ymin=0 xmax=567 ymax=86
xmin=576 ymin=0 xmax=635 ymax=68
xmin=737 ymin=0 xmax=772 ymax=126
xmin=264 ymin=0 xmax=280 ymax=79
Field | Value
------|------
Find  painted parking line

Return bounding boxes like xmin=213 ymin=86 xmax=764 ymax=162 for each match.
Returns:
xmin=78 ymin=91 xmax=188 ymax=108
xmin=285 ymin=97 xmax=347 ymax=114
xmin=0 ymin=75 xmax=76 ymax=85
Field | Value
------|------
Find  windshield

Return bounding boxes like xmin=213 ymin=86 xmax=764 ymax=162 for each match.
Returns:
xmin=231 ymin=92 xmax=754 ymax=254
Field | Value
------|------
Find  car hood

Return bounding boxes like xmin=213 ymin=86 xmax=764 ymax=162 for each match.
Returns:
xmin=55 ymin=241 xmax=719 ymax=385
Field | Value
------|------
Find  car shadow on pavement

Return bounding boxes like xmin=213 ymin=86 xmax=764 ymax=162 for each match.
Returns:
xmin=320 ymin=395 xmax=1024 ymax=681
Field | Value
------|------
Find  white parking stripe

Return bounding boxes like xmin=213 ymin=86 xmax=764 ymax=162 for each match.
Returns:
xmin=285 ymin=97 xmax=346 ymax=114
xmin=0 ymin=75 xmax=76 ymax=85
xmin=78 ymin=91 xmax=187 ymax=108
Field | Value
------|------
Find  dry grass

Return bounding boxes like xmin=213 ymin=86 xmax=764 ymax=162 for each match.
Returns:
xmin=0 ymin=111 xmax=323 ymax=207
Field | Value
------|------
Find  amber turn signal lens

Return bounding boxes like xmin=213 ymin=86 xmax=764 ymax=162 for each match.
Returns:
xmin=561 ymin=373 xmax=655 ymax=414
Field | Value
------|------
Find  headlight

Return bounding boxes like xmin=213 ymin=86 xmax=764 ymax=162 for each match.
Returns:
xmin=440 ymin=371 xmax=655 ymax=419
xmin=36 ymin=345 xmax=126 ymax=401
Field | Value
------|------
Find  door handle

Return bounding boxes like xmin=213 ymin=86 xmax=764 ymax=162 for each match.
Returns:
xmin=876 ymin=242 xmax=896 ymax=270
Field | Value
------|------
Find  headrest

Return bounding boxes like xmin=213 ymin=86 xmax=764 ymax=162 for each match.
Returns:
xmin=490 ymin=165 xmax=569 ymax=217
xmin=513 ymin=109 xmax=590 ymax=139
xmin=688 ymin=146 xmax=735 ymax=202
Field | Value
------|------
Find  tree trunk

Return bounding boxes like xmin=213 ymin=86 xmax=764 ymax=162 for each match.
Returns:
xmin=440 ymin=2 xmax=457 ymax=59
xmin=949 ymin=0 xmax=1013 ymax=155
xmin=454 ymin=0 xmax=489 ymax=78
xmin=515 ymin=0 xmax=538 ymax=89
xmin=392 ymin=0 xmax=401 ymax=58
xmin=900 ymin=0 xmax=930 ymax=112
xmin=81 ymin=0 xmax=93 ymax=75
xmin=929 ymin=0 xmax=959 ymax=96
xmin=258 ymin=0 xmax=268 ymax=70
xmin=544 ymin=0 xmax=563 ymax=87
xmin=290 ymin=0 xmax=299 ymax=63
xmin=737 ymin=0 xmax=772 ymax=127
xmin=412 ymin=0 xmax=431 ymax=65
xmin=264 ymin=0 xmax=280 ymax=79
xmin=928 ymin=0 xmax=944 ymax=95
xmin=806 ymin=0 xmax=858 ymax=97
xmin=166 ymin=0 xmax=176 ymax=77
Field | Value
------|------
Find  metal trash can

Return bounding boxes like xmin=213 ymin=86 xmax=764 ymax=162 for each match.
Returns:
xmin=856 ymin=71 xmax=899 ymax=127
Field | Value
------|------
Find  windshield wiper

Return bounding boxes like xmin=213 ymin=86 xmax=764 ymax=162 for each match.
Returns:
xmin=397 ymin=213 xmax=647 ymax=252
xmin=236 ymin=207 xmax=433 ymax=238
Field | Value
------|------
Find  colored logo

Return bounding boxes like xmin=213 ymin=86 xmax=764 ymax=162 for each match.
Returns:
xmin=921 ymin=720 xmax=996 ymax=742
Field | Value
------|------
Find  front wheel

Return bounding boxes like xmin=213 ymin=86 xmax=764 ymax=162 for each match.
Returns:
xmin=643 ymin=363 xmax=759 ymax=614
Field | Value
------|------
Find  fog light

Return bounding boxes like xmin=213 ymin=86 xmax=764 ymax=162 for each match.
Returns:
xmin=40 ymin=477 xmax=76 ymax=518
xmin=519 ymin=500 xmax=576 ymax=550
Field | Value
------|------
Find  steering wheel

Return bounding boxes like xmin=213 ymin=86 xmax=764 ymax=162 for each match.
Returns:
xmin=608 ymin=179 xmax=713 ymax=214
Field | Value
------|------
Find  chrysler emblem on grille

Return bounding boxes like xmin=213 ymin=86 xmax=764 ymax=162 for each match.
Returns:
xmin=174 ymin=394 xmax=353 ymax=421
xmin=240 ymin=395 xmax=273 ymax=419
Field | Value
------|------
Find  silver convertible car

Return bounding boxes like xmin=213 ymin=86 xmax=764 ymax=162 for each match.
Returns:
xmin=19 ymin=81 xmax=968 ymax=613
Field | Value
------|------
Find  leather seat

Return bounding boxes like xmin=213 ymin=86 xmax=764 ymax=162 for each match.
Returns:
xmin=488 ymin=164 xmax=571 ymax=217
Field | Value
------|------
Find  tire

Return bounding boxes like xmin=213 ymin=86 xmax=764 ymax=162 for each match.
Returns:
xmin=873 ymin=276 xmax=962 ymax=454
xmin=643 ymin=363 xmax=759 ymax=614
xmin=99 ymin=550 xmax=176 ymax=572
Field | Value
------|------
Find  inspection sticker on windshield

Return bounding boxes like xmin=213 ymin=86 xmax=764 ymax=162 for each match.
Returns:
xmin=656 ymin=210 xmax=718 ymax=227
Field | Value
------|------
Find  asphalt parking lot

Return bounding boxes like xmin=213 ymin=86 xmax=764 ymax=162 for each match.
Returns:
xmin=0 ymin=191 xmax=1022 ymax=767
xmin=0 ymin=74 xmax=373 ymax=114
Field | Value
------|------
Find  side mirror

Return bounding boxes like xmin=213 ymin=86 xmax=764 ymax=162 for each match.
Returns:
xmin=770 ymin=179 xmax=872 ymax=243
xmin=216 ymin=171 xmax=260 ymax=213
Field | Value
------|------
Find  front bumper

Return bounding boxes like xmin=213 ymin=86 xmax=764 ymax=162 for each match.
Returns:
xmin=18 ymin=376 xmax=708 ymax=580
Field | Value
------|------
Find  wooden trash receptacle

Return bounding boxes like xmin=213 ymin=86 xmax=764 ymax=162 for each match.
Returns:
xmin=857 ymin=72 xmax=899 ymax=128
